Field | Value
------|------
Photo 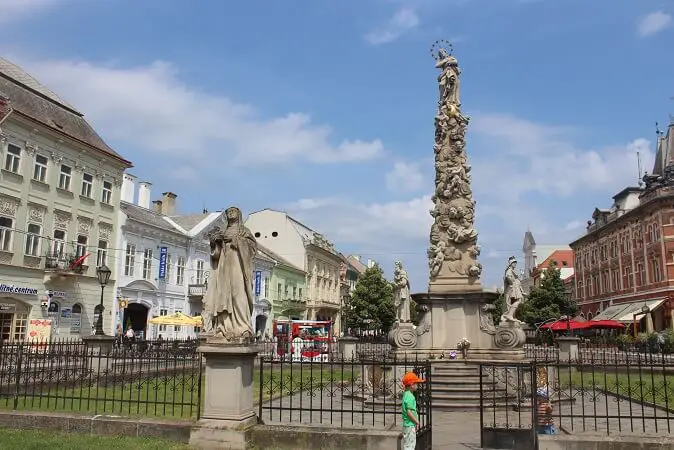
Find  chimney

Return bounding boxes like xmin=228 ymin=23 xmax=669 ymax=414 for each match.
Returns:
xmin=121 ymin=173 xmax=136 ymax=203
xmin=152 ymin=200 xmax=163 ymax=214
xmin=162 ymin=192 xmax=177 ymax=216
xmin=137 ymin=182 xmax=151 ymax=209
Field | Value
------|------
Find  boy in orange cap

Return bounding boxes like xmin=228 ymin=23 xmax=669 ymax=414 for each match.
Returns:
xmin=401 ymin=371 xmax=425 ymax=450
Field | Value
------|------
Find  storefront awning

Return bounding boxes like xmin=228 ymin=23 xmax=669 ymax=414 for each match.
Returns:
xmin=592 ymin=298 xmax=666 ymax=323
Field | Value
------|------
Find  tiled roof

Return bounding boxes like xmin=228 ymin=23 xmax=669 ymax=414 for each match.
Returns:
xmin=121 ymin=202 xmax=181 ymax=234
xmin=346 ymin=255 xmax=368 ymax=274
xmin=0 ymin=57 xmax=129 ymax=164
xmin=537 ymin=249 xmax=574 ymax=270
xmin=169 ymin=213 xmax=211 ymax=233
xmin=257 ymin=243 xmax=304 ymax=273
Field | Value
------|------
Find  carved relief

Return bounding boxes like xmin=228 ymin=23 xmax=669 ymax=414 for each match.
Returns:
xmin=50 ymin=151 xmax=63 ymax=164
xmin=99 ymin=223 xmax=112 ymax=240
xmin=24 ymin=142 xmax=37 ymax=155
xmin=28 ymin=206 xmax=46 ymax=224
xmin=428 ymin=42 xmax=481 ymax=282
xmin=77 ymin=217 xmax=93 ymax=235
xmin=54 ymin=211 xmax=71 ymax=230
xmin=0 ymin=195 xmax=19 ymax=217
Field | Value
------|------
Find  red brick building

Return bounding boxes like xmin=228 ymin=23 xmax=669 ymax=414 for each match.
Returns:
xmin=570 ymin=122 xmax=674 ymax=330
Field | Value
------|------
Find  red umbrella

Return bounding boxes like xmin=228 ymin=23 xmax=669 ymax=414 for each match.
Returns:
xmin=588 ymin=320 xmax=625 ymax=329
xmin=540 ymin=320 xmax=591 ymax=331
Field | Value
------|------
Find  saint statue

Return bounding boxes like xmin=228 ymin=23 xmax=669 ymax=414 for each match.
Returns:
xmin=202 ymin=206 xmax=258 ymax=342
xmin=501 ymin=256 xmax=525 ymax=324
xmin=393 ymin=261 xmax=411 ymax=323
xmin=435 ymin=48 xmax=461 ymax=106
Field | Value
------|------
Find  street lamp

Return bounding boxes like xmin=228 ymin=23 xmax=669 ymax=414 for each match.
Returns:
xmin=632 ymin=305 xmax=650 ymax=338
xmin=94 ymin=265 xmax=112 ymax=336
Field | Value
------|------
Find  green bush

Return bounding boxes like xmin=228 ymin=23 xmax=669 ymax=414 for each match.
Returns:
xmin=615 ymin=334 xmax=634 ymax=351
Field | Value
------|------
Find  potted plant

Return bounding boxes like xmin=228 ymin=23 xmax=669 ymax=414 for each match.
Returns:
xmin=457 ymin=337 xmax=471 ymax=359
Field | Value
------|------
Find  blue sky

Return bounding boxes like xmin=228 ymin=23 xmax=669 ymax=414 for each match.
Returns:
xmin=1 ymin=0 xmax=672 ymax=290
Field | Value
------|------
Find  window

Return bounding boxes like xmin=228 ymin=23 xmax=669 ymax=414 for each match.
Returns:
xmin=0 ymin=217 xmax=13 ymax=252
xmin=293 ymin=286 xmax=297 ymax=299
xmin=81 ymin=173 xmax=93 ymax=198
xmin=97 ymin=240 xmax=107 ymax=267
xmin=4 ymin=143 xmax=21 ymax=173
xmin=277 ymin=283 xmax=282 ymax=300
xmin=13 ymin=314 xmax=28 ymax=341
xmin=264 ymin=277 xmax=269 ymax=297
xmin=33 ymin=154 xmax=48 ymax=182
xmin=165 ymin=254 xmax=172 ymax=283
xmin=24 ymin=223 xmax=41 ymax=256
xmin=102 ymin=181 xmax=112 ymax=204
xmin=284 ymin=284 xmax=288 ymax=297
xmin=48 ymin=301 xmax=60 ymax=327
xmin=176 ymin=257 xmax=185 ymax=285
xmin=124 ymin=243 xmax=136 ymax=276
xmin=196 ymin=260 xmax=205 ymax=284
xmin=52 ymin=229 xmax=66 ymax=258
xmin=143 ymin=248 xmax=153 ymax=279
xmin=71 ymin=304 xmax=82 ymax=334
xmin=158 ymin=309 xmax=168 ymax=332
xmin=298 ymin=287 xmax=303 ymax=299
xmin=174 ymin=309 xmax=182 ymax=333
xmin=58 ymin=164 xmax=71 ymax=190
xmin=653 ymin=259 xmax=662 ymax=283
xmin=637 ymin=263 xmax=645 ymax=285
xmin=76 ymin=235 xmax=87 ymax=258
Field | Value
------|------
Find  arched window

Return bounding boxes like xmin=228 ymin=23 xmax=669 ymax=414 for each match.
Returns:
xmin=587 ymin=312 xmax=593 ymax=320
xmin=72 ymin=303 xmax=82 ymax=314
xmin=47 ymin=301 xmax=60 ymax=327
xmin=70 ymin=303 xmax=82 ymax=334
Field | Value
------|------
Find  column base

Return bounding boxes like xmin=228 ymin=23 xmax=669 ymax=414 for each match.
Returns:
xmin=189 ymin=417 xmax=257 ymax=450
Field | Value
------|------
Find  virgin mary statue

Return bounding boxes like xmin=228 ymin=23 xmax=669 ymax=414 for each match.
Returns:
xmin=202 ymin=206 xmax=258 ymax=342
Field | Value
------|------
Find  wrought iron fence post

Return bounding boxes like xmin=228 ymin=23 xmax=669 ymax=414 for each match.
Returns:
xmin=12 ymin=341 xmax=24 ymax=410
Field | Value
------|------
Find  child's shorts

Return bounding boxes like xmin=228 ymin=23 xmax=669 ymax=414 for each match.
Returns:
xmin=537 ymin=424 xmax=556 ymax=435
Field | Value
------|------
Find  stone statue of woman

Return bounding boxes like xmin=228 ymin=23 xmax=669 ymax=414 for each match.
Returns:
xmin=393 ymin=261 xmax=411 ymax=323
xmin=501 ymin=256 xmax=525 ymax=324
xmin=202 ymin=206 xmax=258 ymax=343
xmin=435 ymin=48 xmax=461 ymax=106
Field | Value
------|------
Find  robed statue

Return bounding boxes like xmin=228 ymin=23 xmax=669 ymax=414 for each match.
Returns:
xmin=501 ymin=256 xmax=525 ymax=324
xmin=393 ymin=261 xmax=411 ymax=323
xmin=202 ymin=206 xmax=258 ymax=342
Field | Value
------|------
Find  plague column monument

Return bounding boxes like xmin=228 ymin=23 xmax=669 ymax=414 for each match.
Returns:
xmin=190 ymin=206 xmax=261 ymax=449
xmin=403 ymin=41 xmax=525 ymax=359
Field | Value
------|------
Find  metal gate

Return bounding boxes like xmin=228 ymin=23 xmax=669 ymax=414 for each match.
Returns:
xmin=415 ymin=360 xmax=432 ymax=450
xmin=479 ymin=362 xmax=537 ymax=450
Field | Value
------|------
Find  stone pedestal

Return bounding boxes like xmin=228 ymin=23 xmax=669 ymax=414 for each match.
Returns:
xmin=82 ymin=335 xmax=116 ymax=354
xmin=557 ymin=336 xmax=580 ymax=362
xmin=388 ymin=322 xmax=417 ymax=350
xmin=189 ymin=344 xmax=260 ymax=450
xmin=338 ymin=336 xmax=358 ymax=360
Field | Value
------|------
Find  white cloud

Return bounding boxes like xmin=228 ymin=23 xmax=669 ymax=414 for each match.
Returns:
xmin=365 ymin=8 xmax=420 ymax=45
xmin=0 ymin=0 xmax=59 ymax=24
xmin=637 ymin=11 xmax=672 ymax=37
xmin=385 ymin=161 xmax=425 ymax=192
xmin=11 ymin=57 xmax=384 ymax=171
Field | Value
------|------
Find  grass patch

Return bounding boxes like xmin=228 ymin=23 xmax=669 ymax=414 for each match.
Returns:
xmin=0 ymin=427 xmax=190 ymax=450
xmin=557 ymin=368 xmax=674 ymax=408
xmin=0 ymin=366 xmax=357 ymax=419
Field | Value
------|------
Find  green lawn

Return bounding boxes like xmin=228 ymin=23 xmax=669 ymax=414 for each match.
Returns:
xmin=557 ymin=369 xmax=674 ymax=408
xmin=0 ymin=427 xmax=191 ymax=450
xmin=0 ymin=366 xmax=357 ymax=419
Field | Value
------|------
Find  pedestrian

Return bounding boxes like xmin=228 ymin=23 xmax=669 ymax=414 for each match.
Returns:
xmin=401 ymin=371 xmax=425 ymax=450
xmin=536 ymin=388 xmax=556 ymax=435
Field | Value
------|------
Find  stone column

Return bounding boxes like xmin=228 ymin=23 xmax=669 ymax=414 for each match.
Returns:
xmin=189 ymin=344 xmax=260 ymax=450
xmin=338 ymin=336 xmax=359 ymax=360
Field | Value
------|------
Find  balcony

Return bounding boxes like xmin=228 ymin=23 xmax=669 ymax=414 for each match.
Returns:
xmin=43 ymin=252 xmax=88 ymax=280
xmin=188 ymin=284 xmax=207 ymax=298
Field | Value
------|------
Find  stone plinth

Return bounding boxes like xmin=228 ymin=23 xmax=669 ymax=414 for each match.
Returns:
xmin=82 ymin=335 xmax=116 ymax=354
xmin=557 ymin=336 xmax=580 ymax=362
xmin=338 ymin=336 xmax=358 ymax=360
xmin=189 ymin=344 xmax=260 ymax=450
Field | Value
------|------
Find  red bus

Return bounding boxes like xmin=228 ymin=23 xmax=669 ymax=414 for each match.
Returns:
xmin=272 ymin=319 xmax=332 ymax=361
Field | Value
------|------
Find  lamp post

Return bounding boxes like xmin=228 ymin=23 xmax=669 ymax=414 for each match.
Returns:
xmin=94 ymin=265 xmax=112 ymax=336
xmin=632 ymin=305 xmax=650 ymax=338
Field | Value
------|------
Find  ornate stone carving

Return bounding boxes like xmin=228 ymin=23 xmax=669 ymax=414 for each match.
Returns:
xmin=99 ymin=223 xmax=112 ymax=240
xmin=28 ymin=206 xmax=45 ymax=224
xmin=0 ymin=195 xmax=19 ymax=217
xmin=393 ymin=261 xmax=411 ymax=323
xmin=309 ymin=232 xmax=335 ymax=253
xmin=54 ymin=211 xmax=71 ymax=230
xmin=479 ymin=303 xmax=497 ymax=335
xmin=24 ymin=142 xmax=37 ymax=155
xmin=501 ymin=256 xmax=525 ymax=324
xmin=49 ymin=151 xmax=63 ymax=164
xmin=494 ymin=322 xmax=527 ymax=349
xmin=428 ymin=43 xmax=481 ymax=285
xmin=416 ymin=304 xmax=431 ymax=336
xmin=77 ymin=217 xmax=93 ymax=235
xmin=388 ymin=322 xmax=417 ymax=349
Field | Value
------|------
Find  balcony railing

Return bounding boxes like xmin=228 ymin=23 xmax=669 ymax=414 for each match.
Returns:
xmin=188 ymin=284 xmax=207 ymax=297
xmin=44 ymin=252 xmax=87 ymax=275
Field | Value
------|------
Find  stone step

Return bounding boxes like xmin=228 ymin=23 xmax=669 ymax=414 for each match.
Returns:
xmin=429 ymin=373 xmax=486 ymax=383
xmin=432 ymin=366 xmax=479 ymax=375
xmin=432 ymin=385 xmax=504 ymax=394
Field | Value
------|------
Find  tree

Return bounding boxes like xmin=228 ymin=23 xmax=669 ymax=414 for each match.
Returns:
xmin=491 ymin=292 xmax=506 ymax=325
xmin=342 ymin=264 xmax=396 ymax=333
xmin=516 ymin=261 xmax=578 ymax=327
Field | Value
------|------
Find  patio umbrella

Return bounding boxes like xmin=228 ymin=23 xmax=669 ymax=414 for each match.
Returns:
xmin=148 ymin=312 xmax=202 ymax=326
xmin=587 ymin=320 xmax=625 ymax=330
xmin=540 ymin=320 xmax=591 ymax=331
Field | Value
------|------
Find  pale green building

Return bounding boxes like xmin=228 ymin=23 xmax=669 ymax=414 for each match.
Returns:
xmin=258 ymin=245 xmax=307 ymax=322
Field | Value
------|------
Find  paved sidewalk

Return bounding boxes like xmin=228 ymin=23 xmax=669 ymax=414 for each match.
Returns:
xmin=432 ymin=411 xmax=481 ymax=450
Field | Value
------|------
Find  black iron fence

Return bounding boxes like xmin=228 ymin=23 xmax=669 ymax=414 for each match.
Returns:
xmin=257 ymin=353 xmax=432 ymax=449
xmin=480 ymin=350 xmax=674 ymax=441
xmin=257 ymin=338 xmax=391 ymax=361
xmin=0 ymin=338 xmax=202 ymax=419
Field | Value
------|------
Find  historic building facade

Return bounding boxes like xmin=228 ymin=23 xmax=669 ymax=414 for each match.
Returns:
xmin=0 ymin=57 xmax=132 ymax=340
xmin=521 ymin=231 xmax=572 ymax=294
xmin=571 ymin=121 xmax=674 ymax=331
xmin=245 ymin=209 xmax=343 ymax=326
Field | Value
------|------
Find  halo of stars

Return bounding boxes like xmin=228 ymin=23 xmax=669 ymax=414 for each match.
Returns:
xmin=430 ymin=39 xmax=453 ymax=61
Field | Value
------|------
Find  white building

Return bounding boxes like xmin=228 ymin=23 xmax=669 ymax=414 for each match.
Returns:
xmin=0 ymin=57 xmax=131 ymax=340
xmin=245 ymin=209 xmax=342 ymax=324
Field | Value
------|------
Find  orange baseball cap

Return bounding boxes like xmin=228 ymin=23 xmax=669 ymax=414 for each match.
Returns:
xmin=402 ymin=372 xmax=425 ymax=386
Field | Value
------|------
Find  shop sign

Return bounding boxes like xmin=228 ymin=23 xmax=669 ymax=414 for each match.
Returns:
xmin=0 ymin=303 xmax=15 ymax=312
xmin=0 ymin=284 xmax=38 ymax=296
